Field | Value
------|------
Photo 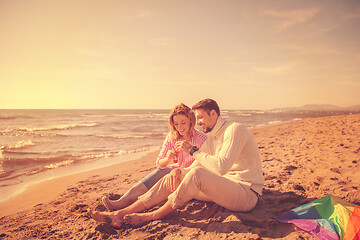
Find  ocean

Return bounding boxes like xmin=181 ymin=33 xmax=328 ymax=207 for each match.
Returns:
xmin=0 ymin=109 xmax=358 ymax=202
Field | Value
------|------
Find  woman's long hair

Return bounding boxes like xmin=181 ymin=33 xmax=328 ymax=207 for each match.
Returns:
xmin=169 ymin=103 xmax=196 ymax=140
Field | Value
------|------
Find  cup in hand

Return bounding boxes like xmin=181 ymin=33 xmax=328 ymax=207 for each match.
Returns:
xmin=173 ymin=150 xmax=179 ymax=163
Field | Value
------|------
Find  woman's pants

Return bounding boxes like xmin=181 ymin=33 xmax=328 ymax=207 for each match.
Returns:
xmin=140 ymin=167 xmax=172 ymax=190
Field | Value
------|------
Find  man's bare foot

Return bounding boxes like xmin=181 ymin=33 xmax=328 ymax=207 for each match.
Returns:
xmin=87 ymin=209 xmax=123 ymax=228
xmin=124 ymin=212 xmax=153 ymax=226
xmin=102 ymin=196 xmax=115 ymax=211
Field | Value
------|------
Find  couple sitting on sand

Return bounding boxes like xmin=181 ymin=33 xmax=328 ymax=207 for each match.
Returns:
xmin=89 ymin=98 xmax=264 ymax=228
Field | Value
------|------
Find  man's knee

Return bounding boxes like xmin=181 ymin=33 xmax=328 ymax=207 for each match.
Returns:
xmin=188 ymin=166 xmax=210 ymax=181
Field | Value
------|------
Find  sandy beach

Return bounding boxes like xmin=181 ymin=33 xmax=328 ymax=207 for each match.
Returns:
xmin=0 ymin=114 xmax=359 ymax=240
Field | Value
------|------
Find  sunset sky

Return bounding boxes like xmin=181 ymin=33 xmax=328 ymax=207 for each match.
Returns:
xmin=1 ymin=0 xmax=360 ymax=109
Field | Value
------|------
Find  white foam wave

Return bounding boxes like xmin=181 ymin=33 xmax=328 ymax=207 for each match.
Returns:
xmin=21 ymin=148 xmax=155 ymax=173
xmin=149 ymin=132 xmax=167 ymax=137
xmin=0 ymin=123 xmax=97 ymax=134
xmin=50 ymin=133 xmax=147 ymax=140
xmin=100 ymin=135 xmax=147 ymax=140
xmin=268 ymin=120 xmax=283 ymax=125
xmin=2 ymin=140 xmax=34 ymax=150
xmin=117 ymin=147 xmax=153 ymax=155
xmin=75 ymin=147 xmax=152 ymax=161
xmin=113 ymin=113 xmax=168 ymax=119
xmin=44 ymin=160 xmax=75 ymax=169
xmin=82 ymin=114 xmax=109 ymax=118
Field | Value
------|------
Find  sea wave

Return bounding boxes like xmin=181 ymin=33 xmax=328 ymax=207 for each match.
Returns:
xmin=0 ymin=169 xmax=16 ymax=182
xmin=268 ymin=120 xmax=283 ymax=125
xmin=0 ymin=147 xmax=155 ymax=181
xmin=88 ymin=134 xmax=152 ymax=140
xmin=0 ymin=115 xmax=34 ymax=120
xmin=103 ymin=135 xmax=147 ymax=140
xmin=21 ymin=160 xmax=77 ymax=176
xmin=1 ymin=156 xmax=67 ymax=166
xmin=148 ymin=133 xmax=167 ymax=137
xmin=47 ymin=132 xmax=166 ymax=140
xmin=81 ymin=114 xmax=109 ymax=118
xmin=82 ymin=134 xmax=148 ymax=140
xmin=1 ymin=140 xmax=34 ymax=151
xmin=0 ymin=116 xmax=19 ymax=120
xmin=0 ymin=123 xmax=98 ymax=134
xmin=44 ymin=160 xmax=75 ymax=169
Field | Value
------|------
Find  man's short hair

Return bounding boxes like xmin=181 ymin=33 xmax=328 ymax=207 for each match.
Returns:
xmin=192 ymin=98 xmax=220 ymax=116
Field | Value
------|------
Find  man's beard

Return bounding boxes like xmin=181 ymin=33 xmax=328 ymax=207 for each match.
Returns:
xmin=203 ymin=127 xmax=212 ymax=133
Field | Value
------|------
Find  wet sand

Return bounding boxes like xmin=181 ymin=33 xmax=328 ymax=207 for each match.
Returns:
xmin=0 ymin=114 xmax=359 ymax=239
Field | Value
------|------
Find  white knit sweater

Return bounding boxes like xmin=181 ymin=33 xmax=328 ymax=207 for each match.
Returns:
xmin=190 ymin=117 xmax=265 ymax=195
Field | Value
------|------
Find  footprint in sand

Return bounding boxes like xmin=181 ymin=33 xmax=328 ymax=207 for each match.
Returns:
xmin=293 ymin=184 xmax=306 ymax=192
xmin=284 ymin=165 xmax=298 ymax=171
xmin=105 ymin=193 xmax=121 ymax=201
xmin=330 ymin=168 xmax=341 ymax=174
xmin=71 ymin=204 xmax=88 ymax=213
xmin=95 ymin=223 xmax=117 ymax=235
xmin=95 ymin=204 xmax=107 ymax=212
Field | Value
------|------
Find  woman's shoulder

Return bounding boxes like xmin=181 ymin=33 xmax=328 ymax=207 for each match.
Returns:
xmin=164 ymin=132 xmax=176 ymax=143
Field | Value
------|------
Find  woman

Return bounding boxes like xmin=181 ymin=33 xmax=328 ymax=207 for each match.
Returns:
xmin=101 ymin=103 xmax=207 ymax=211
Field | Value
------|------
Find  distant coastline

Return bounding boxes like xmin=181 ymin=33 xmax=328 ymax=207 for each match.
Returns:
xmin=271 ymin=104 xmax=360 ymax=112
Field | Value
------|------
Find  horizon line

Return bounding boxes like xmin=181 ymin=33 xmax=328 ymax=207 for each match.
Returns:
xmin=0 ymin=104 xmax=359 ymax=111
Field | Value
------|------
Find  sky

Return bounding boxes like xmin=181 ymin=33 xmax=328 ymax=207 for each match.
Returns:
xmin=1 ymin=0 xmax=360 ymax=110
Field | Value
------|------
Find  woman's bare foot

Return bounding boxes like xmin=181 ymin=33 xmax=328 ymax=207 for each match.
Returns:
xmin=87 ymin=209 xmax=123 ymax=228
xmin=124 ymin=212 xmax=153 ymax=226
xmin=102 ymin=196 xmax=115 ymax=211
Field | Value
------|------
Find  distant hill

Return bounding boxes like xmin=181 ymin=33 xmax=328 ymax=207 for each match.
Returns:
xmin=347 ymin=104 xmax=360 ymax=110
xmin=271 ymin=104 xmax=360 ymax=111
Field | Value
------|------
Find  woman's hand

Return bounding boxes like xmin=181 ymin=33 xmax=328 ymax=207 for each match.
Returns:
xmin=166 ymin=168 xmax=182 ymax=192
xmin=158 ymin=150 xmax=177 ymax=168
xmin=166 ymin=150 xmax=178 ymax=163
xmin=175 ymin=140 xmax=193 ymax=154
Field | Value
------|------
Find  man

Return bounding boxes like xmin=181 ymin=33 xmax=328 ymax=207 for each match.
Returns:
xmin=88 ymin=98 xmax=264 ymax=227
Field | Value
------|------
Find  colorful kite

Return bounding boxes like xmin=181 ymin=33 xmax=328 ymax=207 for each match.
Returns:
xmin=274 ymin=195 xmax=360 ymax=240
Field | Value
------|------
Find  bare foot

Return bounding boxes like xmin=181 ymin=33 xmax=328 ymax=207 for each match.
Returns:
xmin=87 ymin=209 xmax=123 ymax=228
xmin=124 ymin=212 xmax=153 ymax=226
xmin=102 ymin=196 xmax=114 ymax=211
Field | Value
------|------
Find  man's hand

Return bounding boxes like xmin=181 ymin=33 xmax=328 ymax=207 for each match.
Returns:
xmin=175 ymin=140 xmax=193 ymax=154
xmin=166 ymin=168 xmax=182 ymax=192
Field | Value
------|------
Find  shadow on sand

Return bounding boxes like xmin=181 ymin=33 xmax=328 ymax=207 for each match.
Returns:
xmin=94 ymin=189 xmax=316 ymax=239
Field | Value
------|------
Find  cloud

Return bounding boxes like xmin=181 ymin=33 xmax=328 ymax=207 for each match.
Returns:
xmin=136 ymin=9 xmax=155 ymax=19
xmin=315 ymin=23 xmax=340 ymax=33
xmin=262 ymin=8 xmax=319 ymax=31
xmin=126 ymin=9 xmax=156 ymax=21
xmin=343 ymin=7 xmax=360 ymax=20
xmin=253 ymin=62 xmax=299 ymax=75
xmin=281 ymin=44 xmax=342 ymax=56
